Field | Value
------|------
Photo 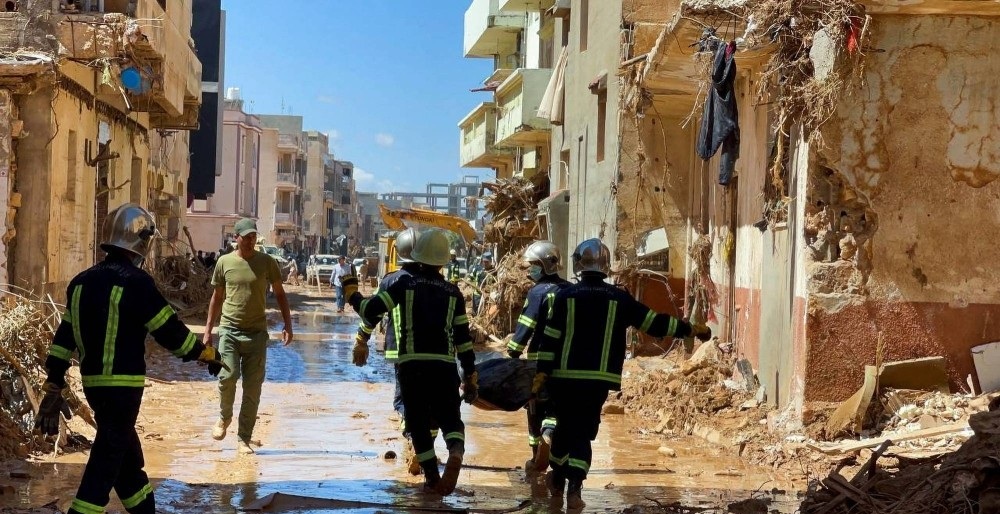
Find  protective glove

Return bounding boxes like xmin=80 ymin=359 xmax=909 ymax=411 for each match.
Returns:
xmin=352 ymin=338 xmax=369 ymax=367
xmin=531 ymin=372 xmax=548 ymax=396
xmin=35 ymin=382 xmax=71 ymax=437
xmin=340 ymin=275 xmax=359 ymax=301
xmin=691 ymin=323 xmax=713 ymax=342
xmin=197 ymin=346 xmax=228 ymax=377
xmin=462 ymin=371 xmax=479 ymax=404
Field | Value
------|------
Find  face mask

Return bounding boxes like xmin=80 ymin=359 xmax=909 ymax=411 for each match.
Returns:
xmin=528 ymin=265 xmax=545 ymax=281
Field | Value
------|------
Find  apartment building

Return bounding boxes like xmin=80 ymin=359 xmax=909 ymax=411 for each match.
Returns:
xmin=187 ymin=90 xmax=260 ymax=252
xmin=257 ymin=114 xmax=307 ymax=253
xmin=0 ymin=0 xmax=202 ymax=299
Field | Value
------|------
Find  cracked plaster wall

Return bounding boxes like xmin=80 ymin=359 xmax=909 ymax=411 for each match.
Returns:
xmin=806 ymin=15 xmax=1000 ymax=400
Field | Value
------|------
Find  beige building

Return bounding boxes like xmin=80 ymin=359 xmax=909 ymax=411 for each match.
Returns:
xmin=257 ymin=115 xmax=306 ymax=252
xmin=0 ymin=0 xmax=201 ymax=299
xmin=187 ymin=90 xmax=260 ymax=253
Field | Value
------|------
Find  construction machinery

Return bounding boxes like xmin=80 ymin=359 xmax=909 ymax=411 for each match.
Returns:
xmin=377 ymin=204 xmax=478 ymax=277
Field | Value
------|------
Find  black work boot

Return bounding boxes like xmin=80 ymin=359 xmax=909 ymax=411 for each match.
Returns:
xmin=437 ymin=439 xmax=465 ymax=495
xmin=421 ymin=460 xmax=441 ymax=493
xmin=566 ymin=479 xmax=585 ymax=510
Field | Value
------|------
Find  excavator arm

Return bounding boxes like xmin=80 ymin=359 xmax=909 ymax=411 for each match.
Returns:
xmin=378 ymin=204 xmax=477 ymax=243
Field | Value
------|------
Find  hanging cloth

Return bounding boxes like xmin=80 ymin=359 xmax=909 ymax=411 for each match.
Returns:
xmin=538 ymin=46 xmax=568 ymax=125
xmin=695 ymin=41 xmax=740 ymax=186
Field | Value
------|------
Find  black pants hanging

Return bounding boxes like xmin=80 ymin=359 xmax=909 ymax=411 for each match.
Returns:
xmin=397 ymin=362 xmax=465 ymax=466
xmin=548 ymin=380 xmax=609 ymax=483
xmin=70 ymin=387 xmax=154 ymax=514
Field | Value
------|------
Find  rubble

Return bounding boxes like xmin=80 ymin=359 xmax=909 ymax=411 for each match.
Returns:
xmin=0 ymin=289 xmax=92 ymax=459
xmin=471 ymin=250 xmax=533 ymax=340
xmin=147 ymin=254 xmax=214 ymax=318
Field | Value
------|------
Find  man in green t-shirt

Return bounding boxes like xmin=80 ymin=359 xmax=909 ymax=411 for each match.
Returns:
xmin=204 ymin=218 xmax=293 ymax=454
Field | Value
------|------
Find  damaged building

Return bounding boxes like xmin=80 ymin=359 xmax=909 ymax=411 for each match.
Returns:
xmin=463 ymin=0 xmax=1000 ymax=422
xmin=0 ymin=0 xmax=202 ymax=301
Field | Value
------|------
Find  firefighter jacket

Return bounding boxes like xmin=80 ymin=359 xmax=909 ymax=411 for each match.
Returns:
xmin=44 ymin=255 xmax=205 ymax=389
xmin=507 ymin=275 xmax=571 ymax=359
xmin=537 ymin=273 xmax=693 ymax=390
xmin=446 ymin=260 xmax=462 ymax=283
xmin=357 ymin=263 xmax=419 ymax=362
xmin=350 ymin=267 xmax=475 ymax=375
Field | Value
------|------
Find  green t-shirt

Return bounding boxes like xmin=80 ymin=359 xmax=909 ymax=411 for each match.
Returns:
xmin=212 ymin=250 xmax=281 ymax=331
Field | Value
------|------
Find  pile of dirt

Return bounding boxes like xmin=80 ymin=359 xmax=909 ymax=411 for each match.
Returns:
xmin=0 ymin=289 xmax=93 ymax=459
xmin=801 ymin=408 xmax=1000 ymax=514
xmin=148 ymin=255 xmax=213 ymax=317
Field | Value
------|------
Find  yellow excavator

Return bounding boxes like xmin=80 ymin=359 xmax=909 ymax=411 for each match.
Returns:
xmin=377 ymin=204 xmax=478 ymax=277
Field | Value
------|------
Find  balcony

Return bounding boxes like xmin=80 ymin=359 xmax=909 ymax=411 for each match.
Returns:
xmin=56 ymin=0 xmax=202 ymax=127
xmin=459 ymin=102 xmax=514 ymax=168
xmin=499 ymin=0 xmax=554 ymax=12
xmin=324 ymin=190 xmax=334 ymax=206
xmin=278 ymin=134 xmax=302 ymax=151
xmin=274 ymin=212 xmax=296 ymax=228
xmin=276 ymin=173 xmax=297 ymax=190
xmin=464 ymin=0 xmax=525 ymax=58
xmin=495 ymin=68 xmax=553 ymax=147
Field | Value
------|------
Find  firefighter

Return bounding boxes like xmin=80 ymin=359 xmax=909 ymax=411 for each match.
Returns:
xmin=535 ymin=238 xmax=712 ymax=510
xmin=345 ymin=229 xmax=477 ymax=495
xmin=506 ymin=240 xmax=570 ymax=472
xmin=353 ymin=227 xmax=436 ymax=475
xmin=35 ymin=204 xmax=225 ymax=514
xmin=446 ymin=249 xmax=462 ymax=283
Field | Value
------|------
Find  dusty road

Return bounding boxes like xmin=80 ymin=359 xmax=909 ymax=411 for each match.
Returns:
xmin=1 ymin=286 xmax=804 ymax=513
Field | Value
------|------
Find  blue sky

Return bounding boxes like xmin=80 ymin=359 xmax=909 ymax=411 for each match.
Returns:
xmin=220 ymin=0 xmax=494 ymax=194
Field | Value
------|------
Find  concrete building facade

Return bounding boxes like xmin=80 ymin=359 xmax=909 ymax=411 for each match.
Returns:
xmin=257 ymin=114 xmax=306 ymax=253
xmin=0 ymin=0 xmax=201 ymax=300
xmin=187 ymin=92 xmax=260 ymax=253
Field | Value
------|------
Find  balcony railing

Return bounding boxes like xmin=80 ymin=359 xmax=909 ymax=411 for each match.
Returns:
xmin=464 ymin=0 xmax=525 ymax=58
xmin=275 ymin=212 xmax=295 ymax=226
xmin=276 ymin=173 xmax=297 ymax=189
xmin=496 ymin=68 xmax=554 ymax=147
xmin=324 ymin=191 xmax=334 ymax=203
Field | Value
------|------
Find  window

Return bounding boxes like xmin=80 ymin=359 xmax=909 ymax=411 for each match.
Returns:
xmin=596 ymin=90 xmax=607 ymax=162
xmin=579 ymin=0 xmax=588 ymax=52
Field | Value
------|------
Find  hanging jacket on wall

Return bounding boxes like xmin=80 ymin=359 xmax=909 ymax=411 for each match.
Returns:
xmin=696 ymin=40 xmax=740 ymax=186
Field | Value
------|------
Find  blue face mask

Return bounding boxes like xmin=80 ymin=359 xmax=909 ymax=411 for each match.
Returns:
xmin=528 ymin=265 xmax=545 ymax=282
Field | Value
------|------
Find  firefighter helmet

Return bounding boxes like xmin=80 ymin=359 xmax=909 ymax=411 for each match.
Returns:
xmin=395 ymin=227 xmax=420 ymax=263
xmin=100 ymin=203 xmax=158 ymax=262
xmin=572 ymin=238 xmax=611 ymax=276
xmin=522 ymin=240 xmax=561 ymax=276
xmin=411 ymin=229 xmax=451 ymax=267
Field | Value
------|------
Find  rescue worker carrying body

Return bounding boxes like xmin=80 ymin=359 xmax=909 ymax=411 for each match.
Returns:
xmin=446 ymin=249 xmax=462 ymax=284
xmin=344 ymin=229 xmax=478 ymax=495
xmin=535 ymin=238 xmax=712 ymax=510
xmin=506 ymin=240 xmax=570 ymax=472
xmin=37 ymin=204 xmax=225 ymax=514
xmin=353 ymin=227 xmax=438 ymax=475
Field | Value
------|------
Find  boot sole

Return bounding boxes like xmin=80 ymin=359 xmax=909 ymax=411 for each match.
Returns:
xmin=436 ymin=455 xmax=463 ymax=495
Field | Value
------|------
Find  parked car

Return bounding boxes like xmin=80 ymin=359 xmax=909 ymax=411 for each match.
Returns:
xmin=306 ymin=254 xmax=338 ymax=283
xmin=261 ymin=244 xmax=290 ymax=269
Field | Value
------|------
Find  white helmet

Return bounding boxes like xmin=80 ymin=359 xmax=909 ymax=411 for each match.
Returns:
xmin=100 ymin=203 xmax=157 ymax=263
xmin=523 ymin=240 xmax=561 ymax=276
xmin=572 ymin=238 xmax=611 ymax=276
xmin=411 ymin=229 xmax=451 ymax=267
xmin=395 ymin=228 xmax=420 ymax=263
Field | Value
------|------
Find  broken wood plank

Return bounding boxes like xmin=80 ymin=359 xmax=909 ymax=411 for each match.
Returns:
xmin=811 ymin=441 xmax=890 ymax=514
xmin=808 ymin=422 xmax=969 ymax=455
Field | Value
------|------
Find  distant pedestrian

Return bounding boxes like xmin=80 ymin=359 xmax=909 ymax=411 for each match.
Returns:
xmin=286 ymin=259 xmax=300 ymax=286
xmin=331 ymin=255 xmax=353 ymax=313
xmin=196 ymin=250 xmax=205 ymax=267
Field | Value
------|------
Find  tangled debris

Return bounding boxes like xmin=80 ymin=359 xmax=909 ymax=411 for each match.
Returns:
xmin=481 ymin=177 xmax=540 ymax=258
xmin=0 ymin=288 xmax=92 ymax=459
xmin=802 ymin=408 xmax=1000 ymax=514
xmin=471 ymin=251 xmax=533 ymax=340
xmin=147 ymin=255 xmax=213 ymax=318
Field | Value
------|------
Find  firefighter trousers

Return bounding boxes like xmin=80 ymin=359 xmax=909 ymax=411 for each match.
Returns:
xmin=548 ymin=380 xmax=609 ymax=482
xmin=526 ymin=401 xmax=556 ymax=449
xmin=397 ymin=362 xmax=465 ymax=466
xmin=69 ymin=388 xmax=154 ymax=514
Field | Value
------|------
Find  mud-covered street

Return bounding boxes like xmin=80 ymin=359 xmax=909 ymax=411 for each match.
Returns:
xmin=1 ymin=288 xmax=803 ymax=513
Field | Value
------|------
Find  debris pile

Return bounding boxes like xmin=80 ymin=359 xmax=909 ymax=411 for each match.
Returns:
xmin=148 ymin=255 xmax=214 ymax=318
xmin=471 ymin=251 xmax=533 ymax=340
xmin=801 ymin=408 xmax=1000 ymax=514
xmin=0 ymin=289 xmax=92 ymax=459
xmin=472 ymin=177 xmax=543 ymax=338
xmin=481 ymin=177 xmax=540 ymax=258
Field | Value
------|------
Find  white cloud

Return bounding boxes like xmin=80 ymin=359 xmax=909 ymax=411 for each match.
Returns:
xmin=375 ymin=133 xmax=395 ymax=147
xmin=376 ymin=179 xmax=395 ymax=193
xmin=354 ymin=166 xmax=375 ymax=185
xmin=317 ymin=95 xmax=337 ymax=105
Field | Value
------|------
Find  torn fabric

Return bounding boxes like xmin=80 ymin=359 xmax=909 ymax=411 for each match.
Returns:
xmin=538 ymin=46 xmax=568 ymax=125
xmin=695 ymin=41 xmax=740 ymax=186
